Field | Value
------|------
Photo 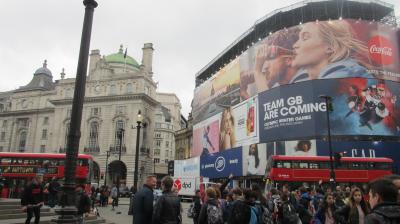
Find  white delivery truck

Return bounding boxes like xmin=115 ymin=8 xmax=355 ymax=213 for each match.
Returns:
xmin=173 ymin=176 xmax=212 ymax=201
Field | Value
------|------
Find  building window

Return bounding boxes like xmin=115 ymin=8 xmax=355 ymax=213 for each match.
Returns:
xmin=67 ymin=108 xmax=72 ymax=117
xmin=110 ymin=85 xmax=117 ymax=95
xmin=88 ymin=121 xmax=99 ymax=150
xmin=144 ymin=86 xmax=150 ymax=95
xmin=156 ymin=140 xmax=161 ymax=147
xmin=0 ymin=132 xmax=5 ymax=141
xmin=165 ymin=141 xmax=169 ymax=148
xmin=155 ymin=132 xmax=161 ymax=138
xmin=91 ymin=108 xmax=101 ymax=116
xmin=0 ymin=146 xmax=3 ymax=152
xmin=43 ymin=117 xmax=49 ymax=125
xmin=154 ymin=148 xmax=160 ymax=156
xmin=18 ymin=118 xmax=29 ymax=128
xmin=165 ymin=159 xmax=169 ymax=164
xmin=114 ymin=120 xmax=125 ymax=149
xmin=40 ymin=145 xmax=46 ymax=153
xmin=126 ymin=83 xmax=134 ymax=93
xmin=154 ymin=158 xmax=160 ymax=164
xmin=116 ymin=106 xmax=126 ymax=115
xmin=41 ymin=129 xmax=48 ymax=140
xmin=2 ymin=120 xmax=7 ymax=128
xmin=18 ymin=131 xmax=27 ymax=152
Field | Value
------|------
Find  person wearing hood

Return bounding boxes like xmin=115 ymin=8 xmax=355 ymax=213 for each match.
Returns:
xmin=289 ymin=20 xmax=373 ymax=84
xmin=365 ymin=178 xmax=400 ymax=224
xmin=198 ymin=187 xmax=224 ymax=224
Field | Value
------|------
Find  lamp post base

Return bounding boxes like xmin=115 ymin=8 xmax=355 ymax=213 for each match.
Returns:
xmin=52 ymin=206 xmax=79 ymax=224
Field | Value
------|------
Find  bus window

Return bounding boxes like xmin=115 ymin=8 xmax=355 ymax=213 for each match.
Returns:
xmin=276 ymin=161 xmax=291 ymax=168
xmin=292 ymin=162 xmax=299 ymax=168
xmin=351 ymin=162 xmax=366 ymax=170
xmin=368 ymin=162 xmax=376 ymax=169
xmin=309 ymin=162 xmax=319 ymax=169
xmin=376 ymin=163 xmax=392 ymax=170
xmin=319 ymin=161 xmax=330 ymax=169
xmin=0 ymin=158 xmax=11 ymax=164
xmin=299 ymin=162 xmax=308 ymax=169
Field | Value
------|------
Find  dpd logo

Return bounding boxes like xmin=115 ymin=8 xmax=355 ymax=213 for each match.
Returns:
xmin=368 ymin=35 xmax=394 ymax=65
xmin=215 ymin=156 xmax=225 ymax=172
xmin=173 ymin=179 xmax=182 ymax=191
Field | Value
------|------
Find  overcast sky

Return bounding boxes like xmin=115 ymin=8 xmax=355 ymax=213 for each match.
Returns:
xmin=1 ymin=0 xmax=398 ymax=117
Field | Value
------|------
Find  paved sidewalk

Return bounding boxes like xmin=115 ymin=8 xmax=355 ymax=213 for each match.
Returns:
xmin=96 ymin=198 xmax=193 ymax=224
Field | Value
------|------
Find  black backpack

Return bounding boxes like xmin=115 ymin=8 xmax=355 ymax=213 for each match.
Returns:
xmin=282 ymin=202 xmax=299 ymax=224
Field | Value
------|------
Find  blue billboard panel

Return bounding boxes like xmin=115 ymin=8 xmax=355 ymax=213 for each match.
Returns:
xmin=258 ymin=78 xmax=400 ymax=142
xmin=200 ymin=147 xmax=242 ymax=179
xmin=316 ymin=140 xmax=400 ymax=171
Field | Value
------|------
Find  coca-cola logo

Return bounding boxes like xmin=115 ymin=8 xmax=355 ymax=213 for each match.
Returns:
xmin=368 ymin=35 xmax=394 ymax=65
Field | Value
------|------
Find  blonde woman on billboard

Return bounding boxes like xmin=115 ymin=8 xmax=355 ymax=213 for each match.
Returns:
xmin=219 ymin=108 xmax=236 ymax=150
xmin=290 ymin=20 xmax=374 ymax=83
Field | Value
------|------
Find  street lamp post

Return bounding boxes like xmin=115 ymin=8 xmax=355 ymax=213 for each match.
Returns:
xmin=319 ymin=95 xmax=336 ymax=189
xmin=104 ymin=150 xmax=111 ymax=187
xmin=133 ymin=110 xmax=143 ymax=193
xmin=54 ymin=0 xmax=97 ymax=223
xmin=116 ymin=128 xmax=124 ymax=207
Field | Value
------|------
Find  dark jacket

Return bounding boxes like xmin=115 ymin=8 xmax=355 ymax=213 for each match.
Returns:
xmin=76 ymin=191 xmax=91 ymax=215
xmin=48 ymin=180 xmax=60 ymax=195
xmin=193 ymin=196 xmax=202 ymax=220
xmin=152 ymin=190 xmax=181 ymax=224
xmin=315 ymin=205 xmax=339 ymax=224
xmin=365 ymin=202 xmax=400 ymax=224
xmin=133 ymin=185 xmax=154 ymax=224
xmin=297 ymin=197 xmax=312 ymax=224
xmin=335 ymin=203 xmax=370 ymax=224
xmin=21 ymin=182 xmax=44 ymax=206
xmin=227 ymin=199 xmax=251 ymax=224
xmin=199 ymin=198 xmax=223 ymax=224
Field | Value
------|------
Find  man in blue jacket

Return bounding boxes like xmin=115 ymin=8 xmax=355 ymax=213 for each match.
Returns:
xmin=132 ymin=175 xmax=157 ymax=224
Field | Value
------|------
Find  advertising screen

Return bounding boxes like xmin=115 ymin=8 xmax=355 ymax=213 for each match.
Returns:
xmin=240 ymin=19 xmax=400 ymax=101
xmin=192 ymin=59 xmax=241 ymax=123
xmin=316 ymin=140 xmax=400 ymax=170
xmin=258 ymin=78 xmax=400 ymax=142
xmin=192 ymin=114 xmax=221 ymax=157
xmin=173 ymin=157 xmax=200 ymax=177
xmin=200 ymin=147 xmax=242 ymax=179
xmin=242 ymin=144 xmax=267 ymax=176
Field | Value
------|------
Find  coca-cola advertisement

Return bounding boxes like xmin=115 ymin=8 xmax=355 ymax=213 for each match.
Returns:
xmin=240 ymin=19 xmax=400 ymax=101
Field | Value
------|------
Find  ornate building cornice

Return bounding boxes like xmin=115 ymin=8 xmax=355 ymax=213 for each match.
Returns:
xmin=50 ymin=93 xmax=159 ymax=107
xmin=0 ymin=108 xmax=54 ymax=117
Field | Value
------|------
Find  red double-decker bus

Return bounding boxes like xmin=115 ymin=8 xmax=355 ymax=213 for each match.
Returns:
xmin=267 ymin=155 xmax=393 ymax=184
xmin=0 ymin=152 xmax=93 ymax=198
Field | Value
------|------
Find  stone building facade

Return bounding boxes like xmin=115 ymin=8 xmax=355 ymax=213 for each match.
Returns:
xmin=175 ymin=113 xmax=192 ymax=160
xmin=0 ymin=44 xmax=182 ymax=188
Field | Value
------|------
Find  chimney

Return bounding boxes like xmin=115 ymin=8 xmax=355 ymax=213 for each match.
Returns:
xmin=89 ymin=49 xmax=101 ymax=76
xmin=141 ymin=43 xmax=154 ymax=75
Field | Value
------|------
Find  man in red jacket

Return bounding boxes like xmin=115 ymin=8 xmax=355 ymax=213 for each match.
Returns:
xmin=21 ymin=174 xmax=44 ymax=224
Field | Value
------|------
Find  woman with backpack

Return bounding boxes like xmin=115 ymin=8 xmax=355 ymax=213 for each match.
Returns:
xmin=315 ymin=193 xmax=339 ymax=224
xmin=278 ymin=193 xmax=300 ymax=224
xmin=198 ymin=187 xmax=224 ymax=224
xmin=335 ymin=187 xmax=370 ymax=224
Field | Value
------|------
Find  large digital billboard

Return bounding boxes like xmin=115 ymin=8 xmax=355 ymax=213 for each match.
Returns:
xmin=191 ymin=96 xmax=259 ymax=156
xmin=192 ymin=59 xmax=241 ymax=123
xmin=200 ymin=147 xmax=243 ymax=179
xmin=258 ymin=78 xmax=400 ymax=142
xmin=240 ymin=19 xmax=400 ymax=101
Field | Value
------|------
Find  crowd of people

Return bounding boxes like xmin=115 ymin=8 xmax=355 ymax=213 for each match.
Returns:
xmin=129 ymin=174 xmax=400 ymax=224
xmin=17 ymin=173 xmax=400 ymax=224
